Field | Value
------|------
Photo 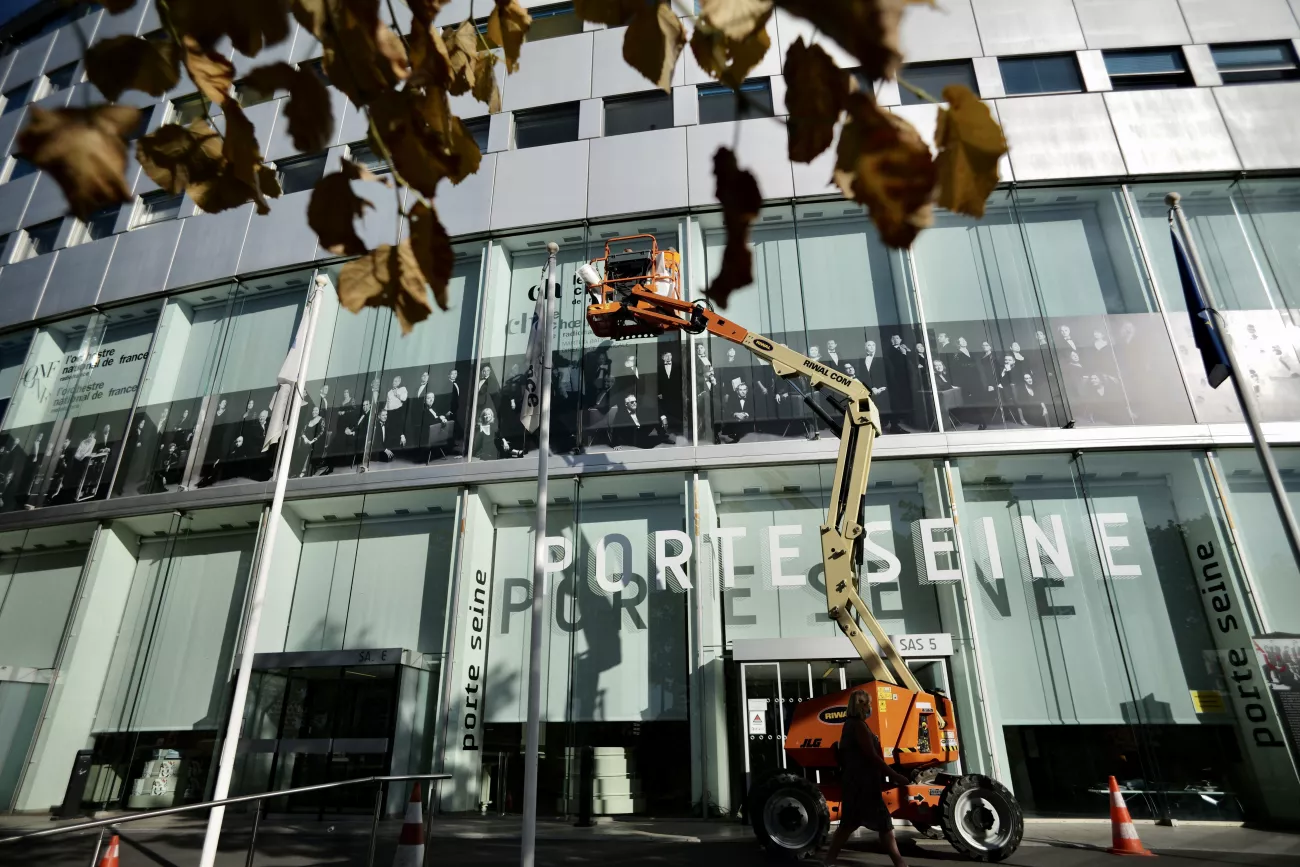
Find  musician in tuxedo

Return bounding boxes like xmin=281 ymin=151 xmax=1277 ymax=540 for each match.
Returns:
xmin=237 ymin=398 xmax=260 ymax=453
xmin=121 ymin=413 xmax=160 ymax=494
xmin=825 ymin=339 xmax=846 ymax=370
xmin=859 ymin=340 xmax=889 ymax=401
xmin=437 ymin=368 xmax=465 ymax=453
xmin=370 ymin=408 xmax=401 ymax=463
xmin=884 ymin=334 xmax=913 ymax=432
xmin=656 ymin=348 xmax=683 ymax=443
xmin=615 ymin=394 xmax=659 ymax=449
xmin=718 ymin=380 xmax=757 ymax=443
xmin=245 ymin=410 xmax=273 ymax=481
xmin=298 ymin=404 xmax=326 ymax=476
xmin=1016 ymin=372 xmax=1050 ymax=427
xmin=344 ymin=398 xmax=371 ymax=469
xmin=415 ymin=391 xmax=450 ymax=462
xmin=384 ymin=375 xmax=409 ymax=438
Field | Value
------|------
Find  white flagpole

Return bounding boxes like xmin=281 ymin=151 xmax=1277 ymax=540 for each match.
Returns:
xmin=521 ymin=242 xmax=557 ymax=867
xmin=198 ymin=274 xmax=327 ymax=867
xmin=1167 ymin=192 xmax=1300 ymax=574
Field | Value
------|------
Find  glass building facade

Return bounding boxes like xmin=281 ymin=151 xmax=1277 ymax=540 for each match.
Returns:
xmin=0 ymin=180 xmax=1297 ymax=826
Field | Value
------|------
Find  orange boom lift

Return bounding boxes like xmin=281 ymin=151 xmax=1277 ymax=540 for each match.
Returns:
xmin=580 ymin=236 xmax=1023 ymax=862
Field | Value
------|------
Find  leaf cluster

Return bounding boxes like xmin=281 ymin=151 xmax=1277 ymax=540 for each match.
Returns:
xmin=15 ymin=0 xmax=1008 ymax=329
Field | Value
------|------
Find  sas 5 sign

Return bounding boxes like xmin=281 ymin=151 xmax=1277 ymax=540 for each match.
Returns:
xmin=889 ymin=633 xmax=953 ymax=657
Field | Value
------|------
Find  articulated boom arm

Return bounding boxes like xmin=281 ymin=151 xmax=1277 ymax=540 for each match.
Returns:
xmin=585 ymin=270 xmax=922 ymax=695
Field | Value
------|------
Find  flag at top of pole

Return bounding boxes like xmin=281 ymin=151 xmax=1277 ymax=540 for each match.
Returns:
xmin=263 ymin=291 xmax=315 ymax=452
xmin=1169 ymin=221 xmax=1231 ymax=389
xmin=520 ymin=268 xmax=549 ymax=433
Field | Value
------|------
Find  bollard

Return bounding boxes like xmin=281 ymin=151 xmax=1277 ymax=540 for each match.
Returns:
xmin=574 ymin=745 xmax=595 ymax=828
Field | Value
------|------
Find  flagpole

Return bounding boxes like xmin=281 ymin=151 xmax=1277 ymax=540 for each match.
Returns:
xmin=1167 ymin=192 xmax=1300 ymax=576
xmin=521 ymin=242 xmax=557 ymax=867
xmin=198 ymin=274 xmax=326 ymax=867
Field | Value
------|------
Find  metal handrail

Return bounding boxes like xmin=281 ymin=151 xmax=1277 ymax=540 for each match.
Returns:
xmin=0 ymin=772 xmax=450 ymax=867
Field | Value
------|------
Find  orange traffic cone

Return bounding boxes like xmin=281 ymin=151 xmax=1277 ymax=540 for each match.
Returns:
xmin=98 ymin=833 xmax=121 ymax=867
xmin=1107 ymin=776 xmax=1155 ymax=857
xmin=392 ymin=783 xmax=426 ymax=867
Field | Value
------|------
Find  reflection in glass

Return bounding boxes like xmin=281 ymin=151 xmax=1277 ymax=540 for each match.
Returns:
xmin=113 ymin=272 xmax=310 ymax=497
xmin=0 ymin=303 xmax=160 ymax=511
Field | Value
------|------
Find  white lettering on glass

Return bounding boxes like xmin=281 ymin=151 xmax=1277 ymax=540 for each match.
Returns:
xmin=768 ymin=525 xmax=804 ymax=586
xmin=1020 ymin=514 xmax=1074 ymax=579
xmin=861 ymin=521 xmax=901 ymax=583
xmin=654 ymin=529 xmax=693 ymax=590
xmin=980 ymin=516 xmax=1004 ymax=581
xmin=594 ymin=533 xmax=632 ymax=593
xmin=919 ymin=518 xmax=962 ymax=582
xmin=1092 ymin=513 xmax=1141 ymax=578
xmin=710 ymin=526 xmax=746 ymax=588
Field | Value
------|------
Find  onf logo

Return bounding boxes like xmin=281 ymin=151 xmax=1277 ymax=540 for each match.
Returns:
xmin=818 ymin=706 xmax=848 ymax=724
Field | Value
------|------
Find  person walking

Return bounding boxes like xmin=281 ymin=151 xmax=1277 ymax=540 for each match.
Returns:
xmin=823 ymin=690 xmax=911 ymax=867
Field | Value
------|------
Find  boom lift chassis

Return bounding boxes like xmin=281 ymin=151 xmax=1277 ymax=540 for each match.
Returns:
xmin=582 ymin=236 xmax=1023 ymax=861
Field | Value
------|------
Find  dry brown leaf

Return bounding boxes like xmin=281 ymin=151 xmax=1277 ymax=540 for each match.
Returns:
xmin=16 ymin=105 xmax=141 ymax=220
xmin=370 ymin=89 xmax=480 ymax=197
xmin=244 ymin=62 xmax=335 ymax=152
xmin=472 ymin=52 xmax=501 ymax=113
xmin=136 ymin=120 xmax=225 ymax=194
xmin=304 ymin=0 xmax=409 ymax=107
xmin=572 ymin=0 xmax=640 ymax=26
xmin=444 ymin=20 xmax=480 ymax=94
xmin=169 ymin=0 xmax=292 ymax=55
xmin=338 ymin=243 xmax=434 ymax=334
xmin=408 ymin=0 xmax=454 ymax=22
xmin=690 ymin=7 xmax=772 ymax=90
xmin=784 ymin=37 xmax=847 ymax=163
xmin=408 ymin=202 xmax=454 ymax=310
xmin=182 ymin=36 xmax=235 ymax=106
xmin=833 ymin=92 xmax=935 ymax=248
xmin=84 ymin=35 xmax=180 ymax=102
xmin=408 ymin=19 xmax=454 ymax=89
xmin=222 ymin=103 xmax=281 ymax=214
xmin=487 ymin=0 xmax=531 ymax=73
xmin=623 ymin=2 xmax=686 ymax=93
xmin=100 ymin=0 xmax=139 ymax=14
xmin=699 ymin=0 xmax=773 ymax=41
xmin=774 ymin=0 xmax=930 ymax=82
xmin=308 ymin=169 xmax=374 ymax=255
xmin=934 ymin=84 xmax=1007 ymax=219
xmin=707 ymin=147 xmax=762 ymax=308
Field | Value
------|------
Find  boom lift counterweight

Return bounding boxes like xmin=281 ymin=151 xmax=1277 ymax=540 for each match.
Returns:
xmin=580 ymin=236 xmax=1023 ymax=862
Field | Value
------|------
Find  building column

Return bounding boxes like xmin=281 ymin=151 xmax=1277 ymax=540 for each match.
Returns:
xmin=14 ymin=522 xmax=139 ymax=812
xmin=689 ymin=473 xmax=730 ymax=814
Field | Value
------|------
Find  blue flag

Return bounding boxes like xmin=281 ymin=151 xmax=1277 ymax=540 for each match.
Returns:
xmin=1170 ymin=224 xmax=1231 ymax=389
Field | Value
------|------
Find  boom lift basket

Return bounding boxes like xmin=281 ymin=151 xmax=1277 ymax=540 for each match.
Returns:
xmin=582 ymin=235 xmax=686 ymax=340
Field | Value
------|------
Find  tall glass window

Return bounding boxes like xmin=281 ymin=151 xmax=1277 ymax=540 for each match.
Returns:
xmin=0 ymin=302 xmax=161 ymax=511
xmin=88 ymin=509 xmax=260 ymax=810
xmin=113 ymin=271 xmax=310 ymax=497
xmin=950 ymin=451 xmax=1299 ymax=821
xmin=482 ymin=473 xmax=691 ymax=815
xmin=1129 ymin=180 xmax=1300 ymax=423
xmin=0 ymin=524 xmax=95 ymax=810
xmin=231 ymin=488 xmax=459 ymax=810
xmin=290 ymin=245 xmax=483 ymax=478
xmin=913 ymin=193 xmax=1067 ymax=431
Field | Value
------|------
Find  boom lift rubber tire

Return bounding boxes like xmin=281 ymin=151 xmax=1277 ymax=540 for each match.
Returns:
xmin=908 ymin=767 xmax=944 ymax=839
xmin=938 ymin=774 xmax=1023 ymax=862
xmin=747 ymin=773 xmax=829 ymax=860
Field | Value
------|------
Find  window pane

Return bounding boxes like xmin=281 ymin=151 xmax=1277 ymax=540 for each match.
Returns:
xmin=44 ymin=62 xmax=79 ymax=93
xmin=1129 ymin=180 xmax=1300 ymax=424
xmin=170 ymin=95 xmax=208 ymax=126
xmin=1104 ymin=49 xmax=1185 ymax=75
xmin=999 ymin=55 xmax=1082 ymax=95
xmin=348 ymin=142 xmax=390 ymax=174
xmin=134 ymin=192 xmax=184 ymax=227
xmin=7 ymin=157 xmax=38 ymax=183
xmin=0 ymin=303 xmax=162 ymax=510
xmin=604 ymin=91 xmax=674 ymax=136
xmin=514 ymin=102 xmax=580 ymax=149
xmin=276 ymin=153 xmax=326 ymax=195
xmin=464 ymin=117 xmax=490 ymax=151
xmin=1212 ymin=43 xmax=1294 ymax=69
xmin=290 ymin=244 xmax=484 ymax=476
xmin=23 ymin=220 xmax=61 ymax=258
xmin=526 ymin=2 xmax=582 ymax=40
xmin=116 ymin=272 xmax=310 ymax=496
xmin=698 ymin=79 xmax=774 ymax=124
xmin=2 ymin=81 xmax=32 ymax=116
xmin=899 ymin=61 xmax=978 ymax=106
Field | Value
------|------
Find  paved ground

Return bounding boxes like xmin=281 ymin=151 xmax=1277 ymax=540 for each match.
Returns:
xmin=1 ymin=814 xmax=1298 ymax=867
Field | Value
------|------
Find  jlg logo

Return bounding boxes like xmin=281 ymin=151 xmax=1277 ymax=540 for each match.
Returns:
xmin=799 ymin=738 xmax=823 ymax=748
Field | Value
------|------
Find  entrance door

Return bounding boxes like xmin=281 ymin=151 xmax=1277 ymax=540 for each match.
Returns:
xmin=740 ymin=663 xmax=784 ymax=794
